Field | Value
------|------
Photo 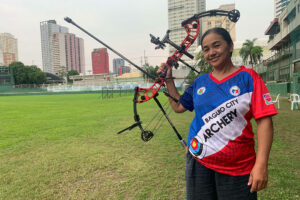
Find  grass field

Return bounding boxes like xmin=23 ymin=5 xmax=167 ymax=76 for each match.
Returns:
xmin=0 ymin=93 xmax=299 ymax=199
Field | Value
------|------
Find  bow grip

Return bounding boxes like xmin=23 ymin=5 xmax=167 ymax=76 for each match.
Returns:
xmin=159 ymin=65 xmax=168 ymax=78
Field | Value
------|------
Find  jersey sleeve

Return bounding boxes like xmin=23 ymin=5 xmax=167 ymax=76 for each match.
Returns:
xmin=180 ymin=84 xmax=194 ymax=111
xmin=251 ymin=76 xmax=278 ymax=120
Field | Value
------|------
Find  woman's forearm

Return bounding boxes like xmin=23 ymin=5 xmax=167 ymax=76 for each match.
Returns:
xmin=249 ymin=116 xmax=274 ymax=192
xmin=256 ymin=116 xmax=274 ymax=166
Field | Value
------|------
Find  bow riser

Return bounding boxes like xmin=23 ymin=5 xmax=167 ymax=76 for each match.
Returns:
xmin=136 ymin=79 xmax=165 ymax=103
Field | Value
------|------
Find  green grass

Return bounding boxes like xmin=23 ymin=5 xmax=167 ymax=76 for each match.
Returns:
xmin=0 ymin=94 xmax=299 ymax=199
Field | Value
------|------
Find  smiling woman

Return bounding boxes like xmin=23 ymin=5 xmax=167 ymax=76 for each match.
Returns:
xmin=157 ymin=27 xmax=278 ymax=200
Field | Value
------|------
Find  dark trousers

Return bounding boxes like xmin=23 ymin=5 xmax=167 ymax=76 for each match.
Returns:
xmin=186 ymin=152 xmax=257 ymax=200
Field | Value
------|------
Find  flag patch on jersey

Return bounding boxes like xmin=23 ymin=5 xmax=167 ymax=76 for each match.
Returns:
xmin=197 ymin=87 xmax=206 ymax=95
xmin=230 ymin=86 xmax=240 ymax=96
xmin=189 ymin=137 xmax=203 ymax=156
xmin=263 ymin=93 xmax=273 ymax=105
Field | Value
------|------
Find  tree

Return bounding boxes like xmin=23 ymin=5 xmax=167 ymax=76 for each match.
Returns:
xmin=142 ymin=63 xmax=158 ymax=82
xmin=239 ymin=39 xmax=263 ymax=68
xmin=183 ymin=51 xmax=212 ymax=85
xmin=67 ymin=70 xmax=79 ymax=83
xmin=195 ymin=51 xmax=213 ymax=74
xmin=185 ymin=70 xmax=197 ymax=85
xmin=58 ymin=67 xmax=68 ymax=82
xmin=8 ymin=62 xmax=46 ymax=84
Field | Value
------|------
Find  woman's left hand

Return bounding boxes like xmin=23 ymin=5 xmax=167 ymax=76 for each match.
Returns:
xmin=248 ymin=163 xmax=268 ymax=193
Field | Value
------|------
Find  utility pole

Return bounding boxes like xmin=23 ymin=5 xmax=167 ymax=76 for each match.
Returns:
xmin=144 ymin=50 xmax=148 ymax=65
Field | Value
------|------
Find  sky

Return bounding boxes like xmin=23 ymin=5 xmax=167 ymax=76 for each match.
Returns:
xmin=0 ymin=0 xmax=275 ymax=73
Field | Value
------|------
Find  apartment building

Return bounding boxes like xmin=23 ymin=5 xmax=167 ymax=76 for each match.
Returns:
xmin=0 ymin=33 xmax=18 ymax=66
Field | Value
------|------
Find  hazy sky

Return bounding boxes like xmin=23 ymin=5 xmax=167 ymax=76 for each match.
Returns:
xmin=0 ymin=0 xmax=275 ymax=73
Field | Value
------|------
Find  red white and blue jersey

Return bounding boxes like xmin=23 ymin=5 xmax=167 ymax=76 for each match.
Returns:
xmin=180 ymin=66 xmax=277 ymax=176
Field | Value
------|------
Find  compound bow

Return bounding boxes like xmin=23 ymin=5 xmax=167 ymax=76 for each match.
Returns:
xmin=64 ymin=9 xmax=240 ymax=150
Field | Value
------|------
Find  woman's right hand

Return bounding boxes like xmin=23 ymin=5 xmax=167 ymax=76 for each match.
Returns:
xmin=157 ymin=63 xmax=172 ymax=79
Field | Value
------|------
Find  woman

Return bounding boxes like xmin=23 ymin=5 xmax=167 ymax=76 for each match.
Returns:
xmin=157 ymin=27 xmax=277 ymax=200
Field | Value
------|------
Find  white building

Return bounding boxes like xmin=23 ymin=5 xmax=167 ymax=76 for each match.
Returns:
xmin=40 ymin=20 xmax=68 ymax=74
xmin=51 ymin=32 xmax=67 ymax=76
xmin=274 ymin=0 xmax=290 ymax=17
xmin=168 ymin=0 xmax=206 ymax=61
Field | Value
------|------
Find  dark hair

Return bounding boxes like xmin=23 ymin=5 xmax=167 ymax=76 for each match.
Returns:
xmin=200 ymin=27 xmax=233 ymax=46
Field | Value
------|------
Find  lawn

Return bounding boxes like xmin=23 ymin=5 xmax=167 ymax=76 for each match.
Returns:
xmin=0 ymin=93 xmax=299 ymax=199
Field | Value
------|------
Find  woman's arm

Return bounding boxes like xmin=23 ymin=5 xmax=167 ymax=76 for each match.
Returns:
xmin=248 ymin=116 xmax=274 ymax=193
xmin=157 ymin=63 xmax=187 ymax=113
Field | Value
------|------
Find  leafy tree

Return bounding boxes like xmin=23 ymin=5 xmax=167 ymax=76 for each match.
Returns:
xmin=67 ymin=70 xmax=79 ymax=83
xmin=185 ymin=70 xmax=197 ymax=85
xmin=184 ymin=51 xmax=213 ymax=85
xmin=58 ymin=68 xmax=68 ymax=80
xmin=239 ymin=39 xmax=263 ymax=68
xmin=195 ymin=51 xmax=213 ymax=74
xmin=142 ymin=63 xmax=158 ymax=81
xmin=8 ymin=62 xmax=46 ymax=84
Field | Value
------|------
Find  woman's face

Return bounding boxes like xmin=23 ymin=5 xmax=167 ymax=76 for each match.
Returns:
xmin=201 ymin=33 xmax=233 ymax=69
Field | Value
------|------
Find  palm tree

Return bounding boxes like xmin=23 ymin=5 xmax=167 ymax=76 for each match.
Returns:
xmin=251 ymin=46 xmax=263 ymax=65
xmin=239 ymin=39 xmax=263 ymax=68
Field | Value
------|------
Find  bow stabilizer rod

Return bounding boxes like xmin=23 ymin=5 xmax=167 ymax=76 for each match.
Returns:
xmin=64 ymin=17 xmax=156 ymax=81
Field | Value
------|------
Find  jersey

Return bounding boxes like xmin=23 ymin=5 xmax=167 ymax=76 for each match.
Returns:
xmin=180 ymin=66 xmax=277 ymax=176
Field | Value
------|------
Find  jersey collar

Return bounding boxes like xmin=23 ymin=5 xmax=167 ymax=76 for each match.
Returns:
xmin=209 ymin=66 xmax=244 ymax=84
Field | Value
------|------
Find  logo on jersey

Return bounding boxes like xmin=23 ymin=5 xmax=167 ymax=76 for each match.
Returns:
xmin=230 ymin=86 xmax=240 ymax=96
xmin=189 ymin=137 xmax=203 ymax=156
xmin=197 ymin=87 xmax=206 ymax=95
xmin=263 ymin=93 xmax=273 ymax=105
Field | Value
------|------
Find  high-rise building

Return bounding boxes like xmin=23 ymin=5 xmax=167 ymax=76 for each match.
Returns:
xmin=64 ymin=33 xmax=85 ymax=74
xmin=274 ymin=0 xmax=290 ymax=17
xmin=201 ymin=4 xmax=237 ymax=42
xmin=40 ymin=20 xmax=68 ymax=74
xmin=0 ymin=33 xmax=18 ymax=66
xmin=51 ymin=32 xmax=66 ymax=76
xmin=40 ymin=20 xmax=85 ymax=75
xmin=168 ymin=0 xmax=206 ymax=59
xmin=113 ymin=58 xmax=125 ymax=75
xmin=92 ymin=48 xmax=109 ymax=74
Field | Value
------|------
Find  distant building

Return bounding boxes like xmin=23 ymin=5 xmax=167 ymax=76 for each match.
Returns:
xmin=0 ymin=66 xmax=14 ymax=85
xmin=113 ymin=58 xmax=125 ymax=75
xmin=201 ymin=4 xmax=237 ymax=42
xmin=64 ymin=33 xmax=85 ymax=74
xmin=0 ymin=49 xmax=3 ymax=65
xmin=119 ymin=66 xmax=131 ymax=75
xmin=262 ymin=0 xmax=300 ymax=83
xmin=40 ymin=20 xmax=85 ymax=75
xmin=0 ymin=33 xmax=18 ymax=66
xmin=40 ymin=20 xmax=68 ymax=74
xmin=168 ymin=0 xmax=206 ymax=59
xmin=92 ymin=48 xmax=109 ymax=74
xmin=51 ymin=32 xmax=67 ymax=76
xmin=274 ymin=0 xmax=291 ymax=17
